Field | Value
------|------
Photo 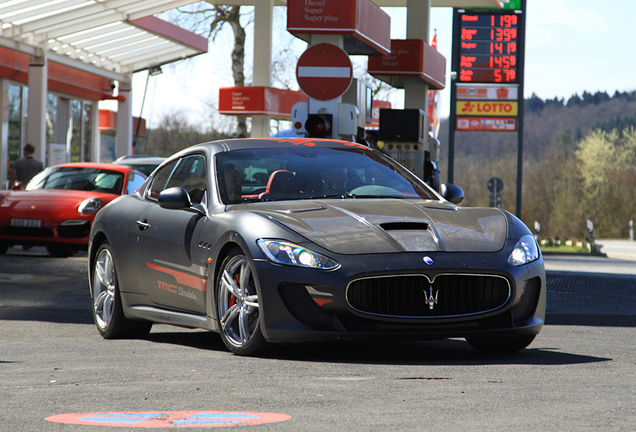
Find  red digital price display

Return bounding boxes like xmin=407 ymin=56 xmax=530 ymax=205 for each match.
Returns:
xmin=458 ymin=12 xmax=519 ymax=83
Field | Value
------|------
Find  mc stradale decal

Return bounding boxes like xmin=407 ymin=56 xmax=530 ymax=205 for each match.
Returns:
xmin=157 ymin=281 xmax=198 ymax=300
xmin=147 ymin=262 xmax=207 ymax=301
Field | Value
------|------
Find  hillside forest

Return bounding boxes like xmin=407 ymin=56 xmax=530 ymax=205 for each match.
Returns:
xmin=436 ymin=90 xmax=636 ymax=240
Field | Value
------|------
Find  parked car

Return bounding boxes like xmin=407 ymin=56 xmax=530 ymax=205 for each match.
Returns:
xmin=88 ymin=138 xmax=545 ymax=356
xmin=113 ymin=156 xmax=166 ymax=176
xmin=0 ymin=162 xmax=147 ymax=256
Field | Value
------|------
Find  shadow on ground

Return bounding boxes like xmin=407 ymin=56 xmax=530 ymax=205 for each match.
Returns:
xmin=143 ymin=328 xmax=611 ymax=367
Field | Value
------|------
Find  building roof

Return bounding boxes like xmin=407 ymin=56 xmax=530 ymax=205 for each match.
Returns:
xmin=0 ymin=0 xmax=504 ymax=82
xmin=0 ymin=0 xmax=208 ymax=82
xmin=201 ymin=0 xmax=506 ymax=8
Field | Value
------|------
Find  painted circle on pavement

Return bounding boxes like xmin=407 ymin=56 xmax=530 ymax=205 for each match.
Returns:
xmin=46 ymin=411 xmax=291 ymax=428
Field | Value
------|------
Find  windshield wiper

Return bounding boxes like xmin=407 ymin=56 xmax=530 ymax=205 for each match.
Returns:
xmin=309 ymin=194 xmax=348 ymax=199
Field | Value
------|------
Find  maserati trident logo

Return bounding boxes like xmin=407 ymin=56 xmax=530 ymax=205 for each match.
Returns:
xmin=424 ymin=286 xmax=439 ymax=310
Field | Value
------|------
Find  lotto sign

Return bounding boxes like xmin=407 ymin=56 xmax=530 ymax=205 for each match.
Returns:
xmin=456 ymin=101 xmax=517 ymax=116
xmin=296 ymin=43 xmax=353 ymax=101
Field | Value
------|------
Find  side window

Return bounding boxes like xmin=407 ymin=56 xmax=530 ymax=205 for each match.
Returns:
xmin=147 ymin=155 xmax=207 ymax=203
xmin=125 ymin=171 xmax=147 ymax=195
xmin=148 ymin=160 xmax=178 ymax=199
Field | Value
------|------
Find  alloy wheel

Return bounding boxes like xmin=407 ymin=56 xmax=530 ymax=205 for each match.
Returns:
xmin=93 ymin=247 xmax=115 ymax=330
xmin=218 ymin=254 xmax=260 ymax=349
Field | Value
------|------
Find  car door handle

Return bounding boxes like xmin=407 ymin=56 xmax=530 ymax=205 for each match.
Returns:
xmin=136 ymin=219 xmax=150 ymax=230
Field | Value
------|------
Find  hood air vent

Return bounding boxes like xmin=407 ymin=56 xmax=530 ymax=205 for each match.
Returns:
xmin=380 ymin=222 xmax=430 ymax=231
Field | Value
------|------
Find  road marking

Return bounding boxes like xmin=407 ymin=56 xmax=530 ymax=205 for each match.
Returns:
xmin=46 ymin=411 xmax=291 ymax=427
xmin=315 ymin=377 xmax=375 ymax=381
xmin=0 ymin=273 xmax=32 ymax=280
xmin=0 ymin=274 xmax=68 ymax=283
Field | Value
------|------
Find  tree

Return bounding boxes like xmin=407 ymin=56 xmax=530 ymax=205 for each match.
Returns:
xmin=523 ymin=130 xmax=583 ymax=239
xmin=145 ymin=110 xmax=231 ymax=157
xmin=576 ymin=128 xmax=636 ymax=237
xmin=566 ymin=93 xmax=582 ymax=107
xmin=525 ymin=93 xmax=544 ymax=113
xmin=176 ymin=3 xmax=250 ymax=137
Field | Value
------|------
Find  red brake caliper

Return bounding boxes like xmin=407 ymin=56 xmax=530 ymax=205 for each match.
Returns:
xmin=229 ymin=273 xmax=239 ymax=307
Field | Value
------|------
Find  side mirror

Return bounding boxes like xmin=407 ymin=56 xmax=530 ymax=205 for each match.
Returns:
xmin=440 ymin=183 xmax=464 ymax=204
xmin=158 ymin=187 xmax=193 ymax=210
xmin=158 ymin=187 xmax=206 ymax=215
xmin=11 ymin=181 xmax=23 ymax=191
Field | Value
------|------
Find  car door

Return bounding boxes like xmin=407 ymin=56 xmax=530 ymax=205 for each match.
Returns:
xmin=133 ymin=154 xmax=210 ymax=314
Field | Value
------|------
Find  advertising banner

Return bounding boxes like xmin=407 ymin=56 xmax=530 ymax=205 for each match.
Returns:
xmin=456 ymin=83 xmax=518 ymax=100
xmin=456 ymin=117 xmax=517 ymax=132
xmin=456 ymin=100 xmax=518 ymax=116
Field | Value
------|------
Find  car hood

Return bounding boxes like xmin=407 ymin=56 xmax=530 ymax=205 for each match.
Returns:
xmin=0 ymin=189 xmax=118 ymax=215
xmin=235 ymin=200 xmax=508 ymax=254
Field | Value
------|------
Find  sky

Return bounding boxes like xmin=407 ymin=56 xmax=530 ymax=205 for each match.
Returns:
xmin=107 ymin=0 xmax=636 ymax=129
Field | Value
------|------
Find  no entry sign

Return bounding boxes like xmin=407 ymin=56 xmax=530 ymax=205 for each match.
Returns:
xmin=296 ymin=43 xmax=353 ymax=101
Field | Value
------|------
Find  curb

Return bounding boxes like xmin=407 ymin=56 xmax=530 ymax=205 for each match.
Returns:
xmin=541 ymin=250 xmax=607 ymax=257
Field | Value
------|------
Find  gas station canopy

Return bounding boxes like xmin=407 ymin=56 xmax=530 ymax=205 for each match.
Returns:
xmin=0 ymin=0 xmax=208 ymax=81
xmin=0 ymin=0 xmax=503 ymax=82
xmin=372 ymin=0 xmax=507 ymax=6
xmin=202 ymin=0 xmax=507 ymax=8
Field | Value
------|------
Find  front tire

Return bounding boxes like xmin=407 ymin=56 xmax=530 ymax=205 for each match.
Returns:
xmin=216 ymin=248 xmax=267 ymax=356
xmin=91 ymin=241 xmax=152 ymax=339
xmin=466 ymin=334 xmax=536 ymax=354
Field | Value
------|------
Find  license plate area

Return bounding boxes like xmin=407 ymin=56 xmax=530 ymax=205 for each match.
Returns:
xmin=11 ymin=219 xmax=42 ymax=228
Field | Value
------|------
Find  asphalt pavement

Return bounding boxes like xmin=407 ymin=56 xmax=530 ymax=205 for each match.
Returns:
xmin=2 ymin=241 xmax=636 ymax=327
xmin=545 ymin=239 xmax=636 ymax=275
xmin=540 ymin=239 xmax=636 ymax=326
xmin=1 ymin=245 xmax=636 ymax=431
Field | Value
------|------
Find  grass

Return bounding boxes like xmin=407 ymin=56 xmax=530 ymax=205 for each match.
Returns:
xmin=540 ymin=244 xmax=589 ymax=253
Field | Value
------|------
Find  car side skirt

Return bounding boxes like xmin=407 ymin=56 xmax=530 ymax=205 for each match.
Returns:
xmin=126 ymin=305 xmax=218 ymax=332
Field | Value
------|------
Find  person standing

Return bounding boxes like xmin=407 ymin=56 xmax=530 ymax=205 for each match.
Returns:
xmin=365 ymin=130 xmax=390 ymax=156
xmin=10 ymin=143 xmax=44 ymax=186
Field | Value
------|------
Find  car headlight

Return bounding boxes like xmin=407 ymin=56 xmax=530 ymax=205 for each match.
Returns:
xmin=78 ymin=197 xmax=103 ymax=215
xmin=257 ymin=239 xmax=340 ymax=270
xmin=508 ymin=234 xmax=540 ymax=266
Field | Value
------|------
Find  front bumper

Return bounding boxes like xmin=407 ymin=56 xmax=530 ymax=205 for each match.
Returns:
xmin=0 ymin=219 xmax=91 ymax=249
xmin=253 ymin=250 xmax=546 ymax=344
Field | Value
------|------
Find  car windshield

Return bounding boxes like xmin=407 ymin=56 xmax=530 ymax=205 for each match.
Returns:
xmin=25 ymin=167 xmax=125 ymax=195
xmin=215 ymin=146 xmax=438 ymax=204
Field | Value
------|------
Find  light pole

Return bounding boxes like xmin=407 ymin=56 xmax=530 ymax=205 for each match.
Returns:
xmin=134 ymin=65 xmax=162 ymax=154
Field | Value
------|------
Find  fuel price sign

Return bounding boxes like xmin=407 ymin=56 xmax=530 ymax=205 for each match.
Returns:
xmin=456 ymin=10 xmax=521 ymax=83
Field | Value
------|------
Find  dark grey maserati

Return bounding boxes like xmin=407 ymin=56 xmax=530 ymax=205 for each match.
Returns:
xmin=88 ymin=138 xmax=545 ymax=356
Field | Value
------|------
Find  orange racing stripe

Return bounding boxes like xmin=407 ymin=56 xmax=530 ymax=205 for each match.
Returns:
xmin=147 ymin=263 xmax=207 ymax=292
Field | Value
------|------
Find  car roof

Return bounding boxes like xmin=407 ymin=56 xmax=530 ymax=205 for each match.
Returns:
xmin=113 ymin=157 xmax=166 ymax=165
xmin=47 ymin=162 xmax=137 ymax=173
xmin=114 ymin=154 xmax=154 ymax=161
xmin=189 ymin=138 xmax=370 ymax=153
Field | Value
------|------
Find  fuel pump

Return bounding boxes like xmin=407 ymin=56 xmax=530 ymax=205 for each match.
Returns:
xmin=379 ymin=108 xmax=440 ymax=191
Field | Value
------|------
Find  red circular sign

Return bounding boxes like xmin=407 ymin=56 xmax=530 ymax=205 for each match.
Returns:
xmin=296 ymin=43 xmax=353 ymax=101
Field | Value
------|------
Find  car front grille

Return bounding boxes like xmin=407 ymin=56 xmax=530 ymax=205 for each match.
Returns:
xmin=0 ymin=226 xmax=53 ymax=238
xmin=346 ymin=274 xmax=511 ymax=318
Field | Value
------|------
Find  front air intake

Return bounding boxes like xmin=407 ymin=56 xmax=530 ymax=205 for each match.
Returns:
xmin=346 ymin=274 xmax=511 ymax=318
